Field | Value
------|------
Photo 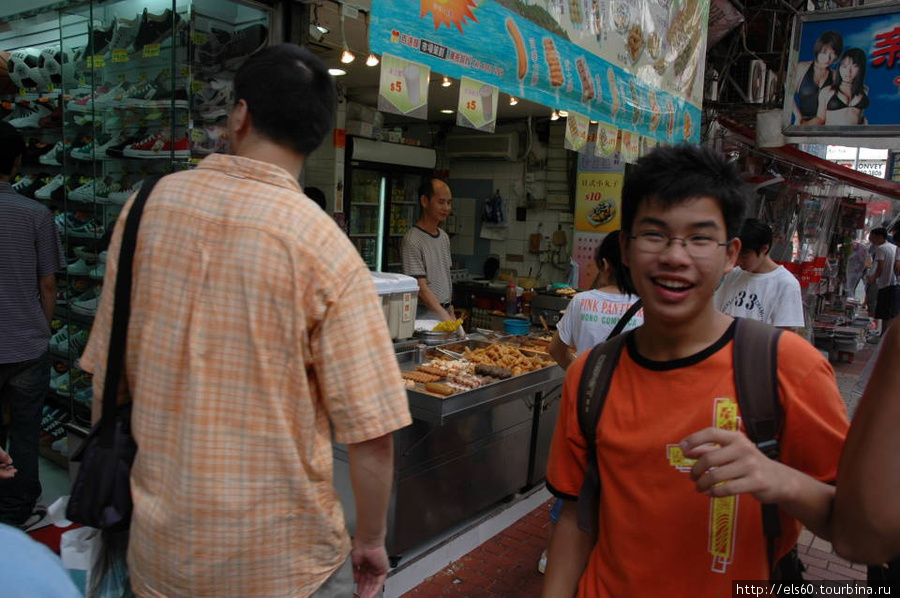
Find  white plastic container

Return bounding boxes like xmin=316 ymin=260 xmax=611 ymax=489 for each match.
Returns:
xmin=370 ymin=272 xmax=419 ymax=340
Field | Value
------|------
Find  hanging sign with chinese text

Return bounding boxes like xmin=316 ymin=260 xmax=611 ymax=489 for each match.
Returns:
xmin=564 ymin=112 xmax=591 ymax=153
xmin=378 ymin=54 xmax=430 ymax=119
xmin=457 ymin=77 xmax=498 ymax=132
xmin=783 ymin=4 xmax=900 ymax=138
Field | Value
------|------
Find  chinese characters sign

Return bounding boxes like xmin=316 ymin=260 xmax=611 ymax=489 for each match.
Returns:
xmin=564 ymin=111 xmax=591 ymax=153
xmin=372 ymin=0 xmax=706 ymax=144
xmin=378 ymin=54 xmax=430 ymax=119
xmin=575 ymin=172 xmax=623 ymax=232
xmin=783 ymin=5 xmax=900 ymax=137
xmin=457 ymin=76 xmax=498 ymax=132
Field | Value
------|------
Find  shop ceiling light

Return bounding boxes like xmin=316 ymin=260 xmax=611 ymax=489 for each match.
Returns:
xmin=440 ymin=109 xmax=454 ymax=114
xmin=442 ymin=76 xmax=451 ymax=87
xmin=509 ymin=96 xmax=518 ymax=106
xmin=328 ymin=68 xmax=347 ymax=76
xmin=316 ymin=24 xmax=329 ymax=34
xmin=339 ymin=11 xmax=354 ymax=64
xmin=366 ymin=53 xmax=379 ymax=67
xmin=550 ymin=110 xmax=560 ymax=121
xmin=558 ymin=110 xmax=569 ymax=117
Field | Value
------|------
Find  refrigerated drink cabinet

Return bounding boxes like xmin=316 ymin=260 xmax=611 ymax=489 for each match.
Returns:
xmin=345 ymin=136 xmax=437 ymax=272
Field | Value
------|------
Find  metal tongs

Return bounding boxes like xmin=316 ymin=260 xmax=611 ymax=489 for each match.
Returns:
xmin=435 ymin=347 xmax=465 ymax=360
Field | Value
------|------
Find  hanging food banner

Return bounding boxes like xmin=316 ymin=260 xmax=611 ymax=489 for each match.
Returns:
xmin=621 ymin=130 xmax=641 ymax=163
xmin=378 ymin=53 xmax=430 ymax=119
xmin=457 ymin=76 xmax=498 ymax=132
xmin=370 ymin=0 xmax=709 ymax=144
xmin=783 ymin=4 xmax=900 ymax=138
xmin=564 ymin=112 xmax=591 ymax=152
xmin=640 ymin=135 xmax=658 ymax=156
xmin=594 ymin=122 xmax=620 ymax=158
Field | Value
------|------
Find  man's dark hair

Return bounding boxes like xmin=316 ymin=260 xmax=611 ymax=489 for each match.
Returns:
xmin=621 ymin=144 xmax=747 ymax=240
xmin=738 ymin=218 xmax=773 ymax=254
xmin=304 ymin=186 xmax=327 ymax=210
xmin=814 ymin=30 xmax=843 ymax=59
xmin=595 ymin=230 xmax=634 ymax=295
xmin=870 ymin=227 xmax=888 ymax=239
xmin=0 ymin=122 xmax=26 ymax=175
xmin=417 ymin=177 xmax=448 ymax=201
xmin=233 ymin=44 xmax=335 ymax=156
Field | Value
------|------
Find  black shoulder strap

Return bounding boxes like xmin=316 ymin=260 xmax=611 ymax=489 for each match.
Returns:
xmin=575 ymin=331 xmax=631 ymax=534
xmin=606 ymin=299 xmax=642 ymax=341
xmin=733 ymin=317 xmax=784 ymax=571
xmin=99 ymin=175 xmax=162 ymax=447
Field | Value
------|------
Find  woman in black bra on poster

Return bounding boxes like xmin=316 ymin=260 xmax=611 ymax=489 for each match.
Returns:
xmin=792 ymin=30 xmax=843 ymax=125
xmin=817 ymin=47 xmax=869 ymax=126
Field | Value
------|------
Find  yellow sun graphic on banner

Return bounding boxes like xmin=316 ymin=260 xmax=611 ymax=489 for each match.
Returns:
xmin=420 ymin=0 xmax=478 ymax=33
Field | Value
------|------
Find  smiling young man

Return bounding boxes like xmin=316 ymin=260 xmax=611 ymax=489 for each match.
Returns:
xmin=542 ymin=145 xmax=848 ymax=598
xmin=715 ymin=218 xmax=804 ymax=330
xmin=402 ymin=178 xmax=455 ymax=322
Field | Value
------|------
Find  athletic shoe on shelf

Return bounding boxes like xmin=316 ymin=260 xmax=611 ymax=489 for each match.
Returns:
xmin=123 ymin=130 xmax=191 ymax=159
xmin=68 ymin=219 xmax=105 ymax=239
xmin=38 ymin=140 xmax=65 ymax=166
xmin=87 ymin=21 xmax=115 ymax=56
xmin=221 ymin=24 xmax=268 ymax=69
xmin=104 ymin=128 xmax=148 ymax=158
xmin=98 ymin=250 xmax=108 ymax=263
xmin=90 ymin=81 xmax=135 ymax=109
xmin=49 ymin=371 xmax=72 ymax=394
xmin=7 ymin=102 xmax=54 ymax=129
xmin=194 ymin=78 xmax=233 ymax=119
xmin=37 ymin=105 xmax=63 ymax=129
xmin=66 ymin=83 xmax=112 ymax=113
xmin=68 ymin=176 xmax=106 ymax=202
xmin=134 ymin=8 xmax=184 ymax=51
xmin=58 ymin=328 xmax=89 ymax=354
xmin=73 ymin=386 xmax=93 ymax=405
xmin=73 ymin=245 xmax=100 ymax=261
xmin=50 ymin=174 xmax=85 ymax=202
xmin=191 ymin=122 xmax=228 ymax=155
xmin=11 ymin=174 xmax=35 ymax=194
xmin=103 ymin=15 xmax=141 ymax=58
xmin=50 ymin=325 xmax=77 ymax=353
xmin=105 ymin=178 xmax=141 ymax=204
xmin=89 ymin=263 xmax=105 ymax=280
xmin=66 ymin=258 xmax=91 ymax=276
xmin=1 ymin=103 xmax=33 ymax=124
xmin=195 ymin=28 xmax=230 ymax=71
xmin=72 ymin=133 xmax=122 ymax=161
xmin=34 ymin=174 xmax=65 ymax=200
xmin=25 ymin=139 xmax=55 ymax=164
xmin=17 ymin=175 xmax=50 ymax=198
xmin=71 ymin=287 xmax=101 ymax=316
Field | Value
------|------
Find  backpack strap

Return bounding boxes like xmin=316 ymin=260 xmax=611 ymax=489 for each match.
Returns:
xmin=575 ymin=331 xmax=631 ymax=533
xmin=733 ymin=317 xmax=784 ymax=572
xmin=606 ymin=299 xmax=642 ymax=341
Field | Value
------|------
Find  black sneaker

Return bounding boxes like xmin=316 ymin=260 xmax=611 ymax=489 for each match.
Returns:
xmin=88 ymin=22 xmax=115 ymax=56
xmin=222 ymin=24 xmax=269 ymax=69
xmin=134 ymin=8 xmax=183 ymax=52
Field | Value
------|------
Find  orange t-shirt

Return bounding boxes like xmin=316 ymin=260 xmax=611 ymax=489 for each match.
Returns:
xmin=547 ymin=323 xmax=848 ymax=597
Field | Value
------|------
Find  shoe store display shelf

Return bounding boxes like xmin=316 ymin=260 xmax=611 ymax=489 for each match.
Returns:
xmin=2 ymin=0 xmax=275 ymax=459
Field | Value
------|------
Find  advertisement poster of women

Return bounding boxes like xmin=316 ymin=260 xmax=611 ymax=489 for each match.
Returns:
xmin=783 ymin=4 xmax=900 ymax=136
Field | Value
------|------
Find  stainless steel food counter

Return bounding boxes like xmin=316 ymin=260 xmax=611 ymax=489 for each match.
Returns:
xmin=333 ymin=338 xmax=564 ymax=561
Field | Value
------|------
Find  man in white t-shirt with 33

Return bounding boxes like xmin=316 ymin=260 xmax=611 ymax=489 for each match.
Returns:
xmin=715 ymin=218 xmax=804 ymax=330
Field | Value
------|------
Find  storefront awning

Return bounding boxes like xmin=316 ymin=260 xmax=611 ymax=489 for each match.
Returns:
xmin=716 ymin=117 xmax=900 ymax=199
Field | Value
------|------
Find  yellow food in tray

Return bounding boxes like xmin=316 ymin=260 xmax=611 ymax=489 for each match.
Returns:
xmin=432 ymin=318 xmax=463 ymax=332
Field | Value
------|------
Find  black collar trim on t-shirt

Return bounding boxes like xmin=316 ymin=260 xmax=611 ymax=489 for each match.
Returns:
xmin=414 ymin=224 xmax=441 ymax=238
xmin=626 ymin=320 xmax=737 ymax=371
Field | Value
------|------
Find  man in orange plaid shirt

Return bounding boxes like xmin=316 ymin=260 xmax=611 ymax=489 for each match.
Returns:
xmin=81 ymin=45 xmax=411 ymax=598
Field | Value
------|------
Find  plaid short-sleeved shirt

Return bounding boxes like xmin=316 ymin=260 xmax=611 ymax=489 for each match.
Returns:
xmin=80 ymin=154 xmax=411 ymax=597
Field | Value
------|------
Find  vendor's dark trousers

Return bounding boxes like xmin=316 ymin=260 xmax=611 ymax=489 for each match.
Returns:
xmin=0 ymin=352 xmax=49 ymax=525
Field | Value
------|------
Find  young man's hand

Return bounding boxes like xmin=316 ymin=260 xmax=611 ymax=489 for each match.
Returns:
xmin=0 ymin=447 xmax=16 ymax=480
xmin=680 ymin=428 xmax=791 ymax=504
xmin=351 ymin=538 xmax=390 ymax=598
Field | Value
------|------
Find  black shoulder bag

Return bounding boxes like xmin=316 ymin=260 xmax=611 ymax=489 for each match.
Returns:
xmin=66 ymin=175 xmax=161 ymax=530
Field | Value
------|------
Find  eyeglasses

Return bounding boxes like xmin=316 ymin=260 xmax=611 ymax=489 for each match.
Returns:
xmin=629 ymin=231 xmax=730 ymax=257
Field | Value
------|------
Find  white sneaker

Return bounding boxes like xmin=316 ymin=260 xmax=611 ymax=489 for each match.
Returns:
xmin=7 ymin=103 xmax=53 ymax=128
xmin=38 ymin=140 xmax=64 ymax=166
xmin=34 ymin=174 xmax=65 ymax=200
xmin=89 ymin=263 xmax=105 ymax=279
xmin=71 ymin=288 xmax=101 ymax=316
xmin=66 ymin=258 xmax=91 ymax=276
